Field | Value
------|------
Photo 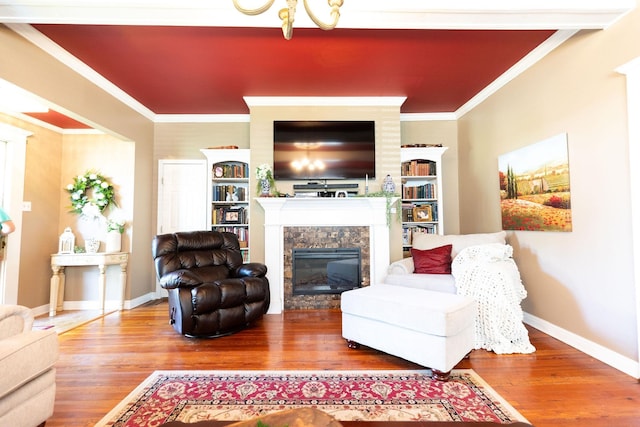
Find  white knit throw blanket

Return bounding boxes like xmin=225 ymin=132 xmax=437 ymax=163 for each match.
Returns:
xmin=452 ymin=243 xmax=535 ymax=354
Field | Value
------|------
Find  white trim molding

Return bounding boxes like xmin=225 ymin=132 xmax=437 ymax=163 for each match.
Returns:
xmin=616 ymin=56 xmax=640 ymax=380
xmin=243 ymin=96 xmax=407 ymax=108
xmin=0 ymin=1 xmax=633 ymax=30
xmin=524 ymin=312 xmax=639 ymax=378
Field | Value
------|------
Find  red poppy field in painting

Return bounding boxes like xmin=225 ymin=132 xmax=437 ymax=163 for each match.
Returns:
xmin=500 ymin=195 xmax=572 ymax=232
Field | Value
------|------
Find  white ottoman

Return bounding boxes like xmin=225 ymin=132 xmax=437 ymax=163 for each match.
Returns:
xmin=341 ymin=284 xmax=476 ymax=380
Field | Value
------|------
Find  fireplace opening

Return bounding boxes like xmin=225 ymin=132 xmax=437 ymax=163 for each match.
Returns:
xmin=292 ymin=248 xmax=362 ymax=295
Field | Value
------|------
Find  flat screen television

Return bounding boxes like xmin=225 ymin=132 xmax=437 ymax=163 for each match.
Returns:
xmin=273 ymin=120 xmax=375 ymax=180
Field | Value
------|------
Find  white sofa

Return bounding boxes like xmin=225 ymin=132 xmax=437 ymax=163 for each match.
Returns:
xmin=0 ymin=305 xmax=59 ymax=427
xmin=385 ymin=231 xmax=507 ymax=293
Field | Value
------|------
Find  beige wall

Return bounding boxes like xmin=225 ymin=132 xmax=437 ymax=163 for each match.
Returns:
xmin=0 ymin=113 xmax=63 ymax=307
xmin=0 ymin=25 xmax=155 ymax=307
xmin=57 ymin=134 xmax=135 ymax=303
xmin=458 ymin=5 xmax=640 ymax=361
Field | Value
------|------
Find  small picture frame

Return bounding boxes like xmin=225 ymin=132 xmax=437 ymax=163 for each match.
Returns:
xmin=221 ymin=207 xmax=243 ymax=224
xmin=413 ymin=205 xmax=432 ymax=222
xmin=335 ymin=190 xmax=348 ymax=198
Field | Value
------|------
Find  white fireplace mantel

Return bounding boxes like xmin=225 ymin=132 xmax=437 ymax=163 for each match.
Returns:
xmin=256 ymin=197 xmax=396 ymax=314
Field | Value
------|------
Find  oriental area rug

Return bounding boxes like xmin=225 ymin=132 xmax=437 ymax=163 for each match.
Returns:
xmin=95 ymin=370 xmax=529 ymax=426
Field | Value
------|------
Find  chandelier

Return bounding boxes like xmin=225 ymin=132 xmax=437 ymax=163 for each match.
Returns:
xmin=291 ymin=157 xmax=325 ymax=172
xmin=290 ymin=142 xmax=326 ymax=172
xmin=232 ymin=0 xmax=344 ymax=40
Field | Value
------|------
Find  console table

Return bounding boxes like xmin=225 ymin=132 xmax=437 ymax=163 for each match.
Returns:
xmin=49 ymin=252 xmax=129 ymax=317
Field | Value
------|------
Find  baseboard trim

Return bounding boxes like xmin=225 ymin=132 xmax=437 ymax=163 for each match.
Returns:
xmin=524 ymin=312 xmax=639 ymax=379
xmin=31 ymin=292 xmax=161 ymax=318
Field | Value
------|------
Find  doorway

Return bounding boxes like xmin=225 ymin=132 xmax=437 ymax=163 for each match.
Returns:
xmin=0 ymin=139 xmax=6 ymax=301
xmin=155 ymin=159 xmax=207 ymax=296
xmin=0 ymin=123 xmax=29 ymax=304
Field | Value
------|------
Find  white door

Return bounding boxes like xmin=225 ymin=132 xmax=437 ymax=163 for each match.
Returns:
xmin=156 ymin=159 xmax=207 ymax=296
xmin=157 ymin=159 xmax=208 ymax=234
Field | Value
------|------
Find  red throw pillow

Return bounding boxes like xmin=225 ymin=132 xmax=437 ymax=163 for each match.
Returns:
xmin=411 ymin=244 xmax=452 ymax=274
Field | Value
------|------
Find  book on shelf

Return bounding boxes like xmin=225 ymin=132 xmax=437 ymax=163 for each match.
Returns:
xmin=402 ymin=183 xmax=437 ymax=199
xmin=210 ymin=225 xmax=249 ymax=246
xmin=402 ymin=223 xmax=437 ymax=247
xmin=401 ymin=203 xmax=414 ymax=222
xmin=213 ymin=162 xmax=249 ymax=178
xmin=212 ymin=185 xmax=247 ymax=202
xmin=401 ymin=160 xmax=437 ymax=176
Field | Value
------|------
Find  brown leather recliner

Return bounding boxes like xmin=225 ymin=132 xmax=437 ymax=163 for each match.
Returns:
xmin=152 ymin=231 xmax=270 ymax=338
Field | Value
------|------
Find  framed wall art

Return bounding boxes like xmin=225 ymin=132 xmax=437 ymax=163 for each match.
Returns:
xmin=412 ymin=205 xmax=433 ymax=222
xmin=221 ymin=207 xmax=244 ymax=224
xmin=498 ymin=133 xmax=572 ymax=232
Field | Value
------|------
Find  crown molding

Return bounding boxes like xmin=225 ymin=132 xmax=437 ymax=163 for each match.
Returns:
xmin=243 ymin=96 xmax=407 ymax=108
xmin=401 ymin=113 xmax=458 ymax=121
xmin=0 ymin=1 xmax=633 ymax=29
xmin=154 ymin=114 xmax=250 ymax=123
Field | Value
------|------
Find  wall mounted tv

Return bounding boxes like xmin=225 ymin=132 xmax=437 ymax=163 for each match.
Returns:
xmin=273 ymin=120 xmax=375 ymax=180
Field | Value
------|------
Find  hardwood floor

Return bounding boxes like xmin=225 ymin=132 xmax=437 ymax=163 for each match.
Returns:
xmin=47 ymin=300 xmax=639 ymax=427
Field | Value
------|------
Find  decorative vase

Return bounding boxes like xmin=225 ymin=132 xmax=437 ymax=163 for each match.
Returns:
xmin=260 ymin=179 xmax=271 ymax=196
xmin=382 ymin=174 xmax=396 ymax=193
xmin=85 ymin=238 xmax=100 ymax=253
xmin=105 ymin=230 xmax=122 ymax=253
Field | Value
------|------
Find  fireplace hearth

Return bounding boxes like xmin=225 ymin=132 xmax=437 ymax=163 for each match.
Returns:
xmin=292 ymin=248 xmax=362 ymax=296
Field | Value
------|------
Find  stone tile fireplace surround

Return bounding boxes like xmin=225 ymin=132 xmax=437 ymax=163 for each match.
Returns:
xmin=256 ymin=197 xmax=393 ymax=314
xmin=283 ymin=226 xmax=370 ymax=310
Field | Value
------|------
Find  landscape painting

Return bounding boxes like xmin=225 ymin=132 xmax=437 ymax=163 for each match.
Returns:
xmin=498 ymin=133 xmax=572 ymax=232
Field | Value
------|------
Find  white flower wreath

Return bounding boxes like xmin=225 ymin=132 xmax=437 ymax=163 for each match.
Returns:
xmin=66 ymin=171 xmax=116 ymax=216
